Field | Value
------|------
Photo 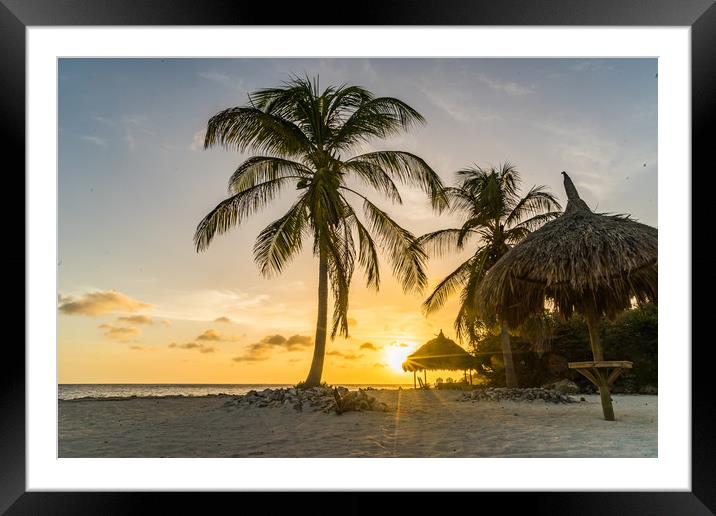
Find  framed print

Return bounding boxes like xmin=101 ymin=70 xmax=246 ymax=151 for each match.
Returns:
xmin=4 ymin=0 xmax=714 ymax=512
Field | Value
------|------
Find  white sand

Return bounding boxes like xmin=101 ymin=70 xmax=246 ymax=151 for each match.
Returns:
xmin=58 ymin=390 xmax=657 ymax=458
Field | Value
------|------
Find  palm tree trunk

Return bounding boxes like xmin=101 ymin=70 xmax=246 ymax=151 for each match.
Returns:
xmin=500 ymin=319 xmax=518 ymax=387
xmin=304 ymin=249 xmax=329 ymax=387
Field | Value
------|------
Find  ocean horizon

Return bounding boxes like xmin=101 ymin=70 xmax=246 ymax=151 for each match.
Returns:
xmin=58 ymin=383 xmax=414 ymax=400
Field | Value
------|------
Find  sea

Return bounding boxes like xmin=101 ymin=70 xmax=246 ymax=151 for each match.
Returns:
xmin=58 ymin=383 xmax=413 ymax=400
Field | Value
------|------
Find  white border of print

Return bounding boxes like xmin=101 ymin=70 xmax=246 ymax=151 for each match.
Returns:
xmin=28 ymin=27 xmax=689 ymax=491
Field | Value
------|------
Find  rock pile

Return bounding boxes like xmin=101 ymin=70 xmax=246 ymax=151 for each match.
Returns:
xmin=223 ymin=386 xmax=390 ymax=414
xmin=459 ymin=388 xmax=577 ymax=404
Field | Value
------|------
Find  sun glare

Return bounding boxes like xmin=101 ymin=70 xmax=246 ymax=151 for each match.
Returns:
xmin=384 ymin=344 xmax=415 ymax=373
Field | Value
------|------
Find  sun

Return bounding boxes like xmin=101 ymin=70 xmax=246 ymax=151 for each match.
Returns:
xmin=384 ymin=344 xmax=415 ymax=373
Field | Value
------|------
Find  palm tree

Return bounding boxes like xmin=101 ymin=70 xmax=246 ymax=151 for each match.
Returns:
xmin=194 ymin=76 xmax=447 ymax=387
xmin=419 ymin=164 xmax=560 ymax=387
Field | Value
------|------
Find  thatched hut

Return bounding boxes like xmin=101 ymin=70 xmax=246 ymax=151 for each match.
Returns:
xmin=402 ymin=330 xmax=479 ymax=387
xmin=476 ymin=172 xmax=657 ymax=420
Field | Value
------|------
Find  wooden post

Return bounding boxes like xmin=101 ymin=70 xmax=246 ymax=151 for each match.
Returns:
xmin=413 ymin=371 xmax=416 ymax=389
xmin=424 ymin=369 xmax=427 ymax=386
xmin=584 ymin=304 xmax=615 ymax=421
xmin=469 ymin=370 xmax=473 ymax=385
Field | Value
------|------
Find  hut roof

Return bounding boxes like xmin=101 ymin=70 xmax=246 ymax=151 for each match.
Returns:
xmin=477 ymin=172 xmax=657 ymax=327
xmin=402 ymin=330 xmax=477 ymax=372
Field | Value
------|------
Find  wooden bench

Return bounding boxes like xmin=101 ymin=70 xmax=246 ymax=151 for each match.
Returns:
xmin=568 ymin=361 xmax=633 ymax=421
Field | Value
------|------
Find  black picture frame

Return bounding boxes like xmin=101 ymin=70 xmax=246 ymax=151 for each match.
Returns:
xmin=3 ymin=0 xmax=714 ymax=513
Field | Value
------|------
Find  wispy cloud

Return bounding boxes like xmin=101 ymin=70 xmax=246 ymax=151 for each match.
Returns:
xmin=150 ymin=289 xmax=310 ymax=330
xmin=326 ymin=350 xmax=363 ymax=361
xmin=168 ymin=341 xmax=215 ymax=353
xmin=360 ymin=342 xmax=380 ymax=351
xmin=80 ymin=135 xmax=107 ymax=146
xmin=476 ymin=73 xmax=533 ymax=96
xmin=214 ymin=316 xmax=233 ymax=324
xmin=118 ymin=315 xmax=153 ymax=325
xmin=99 ymin=323 xmax=140 ymax=340
xmin=59 ymin=290 xmax=151 ymax=317
xmin=419 ymin=85 xmax=500 ymax=124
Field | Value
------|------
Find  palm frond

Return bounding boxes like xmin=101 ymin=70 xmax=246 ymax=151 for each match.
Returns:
xmin=194 ymin=177 xmax=293 ymax=252
xmin=204 ymin=107 xmax=310 ymax=157
xmin=362 ymin=197 xmax=427 ymax=293
xmin=505 ymin=186 xmax=562 ymax=227
xmin=253 ymin=199 xmax=308 ymax=277
xmin=511 ymin=211 xmax=563 ymax=232
xmin=418 ymin=228 xmax=466 ymax=258
xmin=422 ymin=257 xmax=473 ymax=314
xmin=347 ymin=151 xmax=448 ymax=211
xmin=329 ymin=97 xmax=425 ymax=151
xmin=345 ymin=208 xmax=381 ymax=290
xmin=340 ymin=160 xmax=402 ymax=204
xmin=228 ymin=156 xmax=312 ymax=194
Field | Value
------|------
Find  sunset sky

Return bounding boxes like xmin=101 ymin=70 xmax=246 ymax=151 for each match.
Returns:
xmin=58 ymin=58 xmax=657 ymax=384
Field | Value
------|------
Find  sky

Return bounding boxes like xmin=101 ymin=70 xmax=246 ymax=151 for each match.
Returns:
xmin=58 ymin=58 xmax=657 ymax=384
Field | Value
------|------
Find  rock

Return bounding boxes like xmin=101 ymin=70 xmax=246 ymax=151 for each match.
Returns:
xmin=461 ymin=387 xmax=576 ymax=404
xmin=542 ymin=379 xmax=580 ymax=394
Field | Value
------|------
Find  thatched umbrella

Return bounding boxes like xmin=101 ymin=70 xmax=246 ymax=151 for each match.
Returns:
xmin=476 ymin=172 xmax=657 ymax=420
xmin=402 ymin=330 xmax=479 ymax=387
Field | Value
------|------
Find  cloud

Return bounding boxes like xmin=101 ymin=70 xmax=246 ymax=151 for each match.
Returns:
xmin=373 ymin=363 xmax=386 ymax=368
xmin=129 ymin=345 xmax=143 ymax=351
xmin=80 ymin=135 xmax=107 ymax=146
xmin=59 ymin=290 xmax=151 ymax=317
xmin=360 ymin=342 xmax=380 ymax=351
xmin=419 ymin=85 xmax=500 ymax=124
xmin=99 ymin=323 xmax=140 ymax=340
xmin=347 ymin=318 xmax=357 ymax=327
xmin=168 ymin=341 xmax=214 ymax=353
xmin=160 ymin=319 xmax=172 ymax=326
xmin=285 ymin=335 xmax=312 ymax=349
xmin=189 ymin=129 xmax=206 ymax=151
xmin=196 ymin=329 xmax=222 ymax=341
xmin=231 ymin=334 xmax=313 ymax=363
xmin=118 ymin=315 xmax=153 ymax=325
xmin=195 ymin=329 xmax=240 ymax=342
xmin=232 ymin=355 xmax=268 ymax=363
xmin=214 ymin=316 xmax=233 ymax=324
xmin=327 ymin=350 xmax=363 ymax=361
xmin=476 ymin=73 xmax=533 ymax=96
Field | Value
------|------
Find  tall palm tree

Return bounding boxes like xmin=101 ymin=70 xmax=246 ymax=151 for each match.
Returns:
xmin=194 ymin=76 xmax=447 ymax=387
xmin=419 ymin=164 xmax=560 ymax=387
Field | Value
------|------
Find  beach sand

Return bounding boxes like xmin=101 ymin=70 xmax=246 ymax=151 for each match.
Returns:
xmin=58 ymin=390 xmax=657 ymax=458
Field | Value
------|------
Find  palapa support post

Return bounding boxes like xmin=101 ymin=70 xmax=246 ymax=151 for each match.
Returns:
xmin=569 ymin=361 xmax=632 ymax=422
xmin=413 ymin=371 xmax=416 ymax=389
xmin=584 ymin=303 xmax=614 ymax=420
xmin=424 ymin=369 xmax=427 ymax=386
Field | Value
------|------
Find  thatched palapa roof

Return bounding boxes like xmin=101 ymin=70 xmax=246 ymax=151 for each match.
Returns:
xmin=402 ymin=330 xmax=478 ymax=372
xmin=476 ymin=172 xmax=658 ymax=327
